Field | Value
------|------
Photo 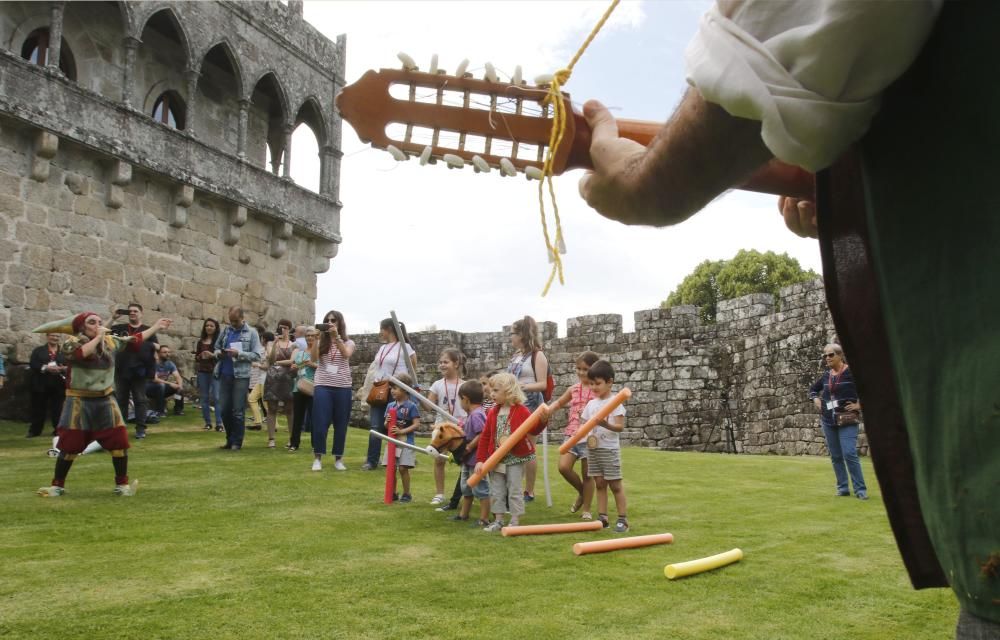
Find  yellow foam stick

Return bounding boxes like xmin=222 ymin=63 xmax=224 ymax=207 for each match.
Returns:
xmin=664 ymin=548 xmax=743 ymax=580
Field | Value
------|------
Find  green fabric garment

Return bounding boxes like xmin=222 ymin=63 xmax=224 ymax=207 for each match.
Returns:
xmin=61 ymin=335 xmax=129 ymax=394
xmin=860 ymin=1 xmax=1000 ymax=621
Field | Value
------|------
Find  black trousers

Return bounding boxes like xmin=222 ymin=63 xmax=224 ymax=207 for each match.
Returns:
xmin=29 ymin=389 xmax=65 ymax=436
xmin=115 ymin=375 xmax=148 ymax=429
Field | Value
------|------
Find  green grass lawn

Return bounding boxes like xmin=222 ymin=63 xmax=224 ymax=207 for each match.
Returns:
xmin=0 ymin=415 xmax=957 ymax=640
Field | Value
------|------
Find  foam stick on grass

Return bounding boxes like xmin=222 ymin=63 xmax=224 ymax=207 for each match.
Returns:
xmin=383 ymin=408 xmax=398 ymax=505
xmin=573 ymin=532 xmax=674 ymax=556
xmin=501 ymin=521 xmax=604 ymax=537
xmin=664 ymin=548 xmax=744 ymax=580
xmin=369 ymin=430 xmax=450 ymax=460
xmin=388 ymin=374 xmax=459 ymax=423
xmin=558 ymin=387 xmax=632 ymax=455
xmin=467 ymin=403 xmax=550 ymax=487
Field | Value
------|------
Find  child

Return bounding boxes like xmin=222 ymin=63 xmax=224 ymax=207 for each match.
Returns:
xmin=479 ymin=371 xmax=499 ymax=413
xmin=247 ymin=331 xmax=273 ymax=432
xmin=383 ymin=374 xmax=420 ymax=502
xmin=456 ymin=380 xmax=490 ymax=526
xmin=582 ymin=360 xmax=629 ymax=532
xmin=427 ymin=348 xmax=467 ymax=507
xmin=549 ymin=350 xmax=600 ymax=520
xmin=474 ymin=372 xmax=534 ymax=532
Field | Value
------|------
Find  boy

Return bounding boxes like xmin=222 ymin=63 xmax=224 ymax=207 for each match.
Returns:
xmin=456 ymin=381 xmax=490 ymax=526
xmin=582 ymin=360 xmax=629 ymax=533
xmin=384 ymin=374 xmax=420 ymax=502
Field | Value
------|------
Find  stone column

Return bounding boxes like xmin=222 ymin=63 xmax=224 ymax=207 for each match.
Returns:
xmin=122 ymin=37 xmax=141 ymax=107
xmin=318 ymin=145 xmax=335 ymax=196
xmin=46 ymin=2 xmax=65 ymax=71
xmin=237 ymin=99 xmax=249 ymax=159
xmin=184 ymin=68 xmax=200 ymax=136
xmin=282 ymin=125 xmax=293 ymax=179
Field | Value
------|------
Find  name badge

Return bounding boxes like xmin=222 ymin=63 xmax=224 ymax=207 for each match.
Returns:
xmin=826 ymin=401 xmax=836 ymax=410
xmin=326 ymin=364 xmax=338 ymax=374
xmin=497 ymin=435 xmax=508 ymax=446
xmin=586 ymin=435 xmax=599 ymax=449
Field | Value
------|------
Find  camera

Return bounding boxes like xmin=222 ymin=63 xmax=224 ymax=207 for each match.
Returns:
xmin=315 ymin=323 xmax=331 ymax=332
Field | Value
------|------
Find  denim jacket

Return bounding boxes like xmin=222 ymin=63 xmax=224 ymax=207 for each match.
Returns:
xmin=213 ymin=323 xmax=261 ymax=379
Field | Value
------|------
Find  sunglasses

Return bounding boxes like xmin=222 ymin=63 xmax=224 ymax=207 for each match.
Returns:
xmin=823 ymin=353 xmax=838 ymax=359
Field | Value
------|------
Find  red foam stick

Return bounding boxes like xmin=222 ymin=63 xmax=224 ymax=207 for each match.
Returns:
xmin=383 ymin=407 xmax=398 ymax=505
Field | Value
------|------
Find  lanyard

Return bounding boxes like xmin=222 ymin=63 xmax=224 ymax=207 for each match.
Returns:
xmin=378 ymin=342 xmax=401 ymax=369
xmin=575 ymin=384 xmax=593 ymax=420
xmin=829 ymin=366 xmax=848 ymax=396
xmin=442 ymin=378 xmax=459 ymax=414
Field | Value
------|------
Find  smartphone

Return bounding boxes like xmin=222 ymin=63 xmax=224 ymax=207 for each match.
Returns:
xmin=115 ymin=308 xmax=130 ymax=316
xmin=315 ymin=323 xmax=330 ymax=332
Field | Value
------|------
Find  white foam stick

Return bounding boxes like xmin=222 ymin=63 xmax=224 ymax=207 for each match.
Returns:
xmin=370 ymin=430 xmax=450 ymax=460
xmin=525 ymin=165 xmax=543 ymax=180
xmin=386 ymin=145 xmax=407 ymax=161
xmin=419 ymin=145 xmax=432 ymax=165
xmin=442 ymin=153 xmax=464 ymax=169
xmin=499 ymin=157 xmax=516 ymax=177
xmin=484 ymin=62 xmax=498 ymax=83
xmin=397 ymin=52 xmax=417 ymax=71
xmin=471 ymin=155 xmax=490 ymax=173
xmin=455 ymin=58 xmax=469 ymax=77
xmin=429 ymin=53 xmax=439 ymax=74
xmin=512 ymin=65 xmax=523 ymax=85
xmin=534 ymin=73 xmax=554 ymax=86
xmin=388 ymin=374 xmax=459 ymax=423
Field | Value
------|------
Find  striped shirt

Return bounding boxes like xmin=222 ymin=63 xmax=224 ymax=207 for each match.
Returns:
xmin=314 ymin=340 xmax=354 ymax=388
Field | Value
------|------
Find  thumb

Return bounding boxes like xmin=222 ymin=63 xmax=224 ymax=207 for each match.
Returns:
xmin=583 ymin=99 xmax=619 ymax=148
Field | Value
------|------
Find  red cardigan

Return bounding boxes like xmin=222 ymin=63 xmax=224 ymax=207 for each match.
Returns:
xmin=477 ymin=403 xmax=534 ymax=463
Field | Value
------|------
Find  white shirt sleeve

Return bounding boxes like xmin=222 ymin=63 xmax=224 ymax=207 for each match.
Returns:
xmin=684 ymin=0 xmax=942 ymax=171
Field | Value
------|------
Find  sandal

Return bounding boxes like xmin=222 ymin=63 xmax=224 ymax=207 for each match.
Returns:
xmin=570 ymin=494 xmax=584 ymax=513
xmin=581 ymin=511 xmax=593 ymax=521
xmin=267 ymin=439 xmax=275 ymax=449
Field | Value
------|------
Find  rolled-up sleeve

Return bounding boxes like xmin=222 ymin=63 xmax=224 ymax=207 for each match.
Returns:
xmin=685 ymin=0 xmax=942 ymax=171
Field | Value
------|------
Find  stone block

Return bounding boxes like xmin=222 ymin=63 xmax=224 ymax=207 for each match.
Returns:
xmin=70 ymin=272 xmax=109 ymax=298
xmin=181 ymin=281 xmax=219 ymax=304
xmin=2 ymin=284 xmax=25 ymax=308
xmin=107 ymin=184 xmax=124 ymax=208
xmin=0 ymin=193 xmax=25 ymax=217
xmin=63 ymin=233 xmax=100 ymax=258
xmin=7 ymin=265 xmax=51 ymax=289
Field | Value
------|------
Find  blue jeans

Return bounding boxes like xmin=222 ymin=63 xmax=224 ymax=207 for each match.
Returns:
xmin=310 ymin=386 xmax=352 ymax=456
xmin=367 ymin=403 xmax=389 ymax=467
xmin=196 ymin=371 xmax=220 ymax=426
xmin=218 ymin=375 xmax=250 ymax=449
xmin=822 ymin=423 xmax=867 ymax=495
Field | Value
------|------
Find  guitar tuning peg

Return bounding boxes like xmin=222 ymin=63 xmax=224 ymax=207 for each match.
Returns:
xmin=419 ymin=145 xmax=432 ymax=166
xmin=442 ymin=153 xmax=464 ymax=169
xmin=484 ymin=62 xmax=498 ymax=83
xmin=534 ymin=73 xmax=553 ymax=86
xmin=386 ymin=145 xmax=407 ymax=161
xmin=455 ymin=59 xmax=469 ymax=77
xmin=556 ymin=236 xmax=567 ymax=254
xmin=512 ymin=65 xmax=523 ymax=85
xmin=499 ymin=158 xmax=516 ymax=177
xmin=429 ymin=54 xmax=439 ymax=74
xmin=471 ymin=155 xmax=490 ymax=173
xmin=397 ymin=52 xmax=418 ymax=71
xmin=525 ymin=166 xmax=543 ymax=181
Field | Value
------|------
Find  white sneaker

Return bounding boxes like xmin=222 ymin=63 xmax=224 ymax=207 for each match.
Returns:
xmin=429 ymin=494 xmax=445 ymax=505
xmin=311 ymin=459 xmax=322 ymax=472
xmin=482 ymin=520 xmax=504 ymax=533
xmin=37 ymin=485 xmax=65 ymax=497
xmin=333 ymin=459 xmax=347 ymax=471
xmin=113 ymin=480 xmax=139 ymax=497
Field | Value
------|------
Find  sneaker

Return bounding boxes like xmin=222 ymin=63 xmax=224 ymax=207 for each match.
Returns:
xmin=392 ymin=493 xmax=399 ymax=502
xmin=483 ymin=520 xmax=505 ymax=533
xmin=856 ymin=492 xmax=869 ymax=501
xmin=113 ymin=480 xmax=139 ymax=497
xmin=429 ymin=494 xmax=445 ymax=505
xmin=134 ymin=430 xmax=146 ymax=440
xmin=471 ymin=519 xmax=490 ymax=528
xmin=449 ymin=514 xmax=469 ymax=521
xmin=46 ymin=448 xmax=59 ymax=458
xmin=288 ymin=447 xmax=297 ymax=452
xmin=613 ymin=518 xmax=630 ymax=533
xmin=203 ymin=424 xmax=212 ymax=431
xmin=311 ymin=459 xmax=322 ymax=472
xmin=598 ymin=514 xmax=610 ymax=529
xmin=333 ymin=460 xmax=347 ymax=471
xmin=215 ymin=425 xmax=224 ymax=433
xmin=836 ymin=490 xmax=850 ymax=497
xmin=360 ymin=462 xmax=375 ymax=471
xmin=523 ymin=491 xmax=535 ymax=502
xmin=267 ymin=439 xmax=275 ymax=449
xmin=37 ymin=486 xmax=65 ymax=497
xmin=435 ymin=504 xmax=456 ymax=512
xmin=400 ymin=494 xmax=413 ymax=503
xmin=581 ymin=512 xmax=593 ymax=521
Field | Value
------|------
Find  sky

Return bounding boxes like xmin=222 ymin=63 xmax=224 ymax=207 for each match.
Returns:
xmin=292 ymin=0 xmax=822 ymax=335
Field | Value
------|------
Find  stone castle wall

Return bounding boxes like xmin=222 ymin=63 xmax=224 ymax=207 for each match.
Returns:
xmin=345 ymin=280 xmax=863 ymax=457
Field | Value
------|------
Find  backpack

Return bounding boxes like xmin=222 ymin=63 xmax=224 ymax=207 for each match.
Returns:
xmin=531 ymin=351 xmax=555 ymax=402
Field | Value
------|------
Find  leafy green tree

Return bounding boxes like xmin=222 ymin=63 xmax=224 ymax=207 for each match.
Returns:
xmin=663 ymin=250 xmax=818 ymax=322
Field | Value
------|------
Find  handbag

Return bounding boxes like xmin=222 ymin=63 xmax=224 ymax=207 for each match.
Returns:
xmin=366 ymin=380 xmax=390 ymax=406
xmin=296 ymin=378 xmax=314 ymax=397
xmin=835 ymin=409 xmax=861 ymax=427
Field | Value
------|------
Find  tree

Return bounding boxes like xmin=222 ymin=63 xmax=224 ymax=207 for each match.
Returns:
xmin=662 ymin=250 xmax=819 ymax=322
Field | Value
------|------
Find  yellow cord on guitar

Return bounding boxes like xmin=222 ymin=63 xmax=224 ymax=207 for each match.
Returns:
xmin=538 ymin=0 xmax=619 ymax=296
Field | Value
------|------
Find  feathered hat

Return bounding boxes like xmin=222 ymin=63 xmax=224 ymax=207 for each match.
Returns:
xmin=32 ymin=312 xmax=100 ymax=335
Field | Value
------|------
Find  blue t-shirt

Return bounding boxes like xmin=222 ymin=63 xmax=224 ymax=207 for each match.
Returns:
xmin=219 ymin=327 xmax=236 ymax=377
xmin=156 ymin=360 xmax=178 ymax=382
xmin=387 ymin=399 xmax=420 ymax=444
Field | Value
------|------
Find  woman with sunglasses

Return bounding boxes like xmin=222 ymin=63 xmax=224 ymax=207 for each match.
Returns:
xmin=809 ymin=344 xmax=868 ymax=500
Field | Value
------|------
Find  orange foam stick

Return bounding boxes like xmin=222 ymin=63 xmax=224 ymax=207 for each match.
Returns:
xmin=501 ymin=521 xmax=604 ymax=537
xmin=558 ymin=388 xmax=632 ymax=454
xmin=467 ymin=403 xmax=550 ymax=486
xmin=572 ymin=532 xmax=674 ymax=556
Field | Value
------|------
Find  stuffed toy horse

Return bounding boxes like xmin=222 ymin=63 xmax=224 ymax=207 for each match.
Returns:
xmin=429 ymin=422 xmax=467 ymax=464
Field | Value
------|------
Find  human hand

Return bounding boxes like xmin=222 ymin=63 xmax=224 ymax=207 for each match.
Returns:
xmin=845 ymin=401 xmax=861 ymax=412
xmin=778 ymin=196 xmax=818 ymax=238
xmin=473 ymin=462 xmax=484 ymax=477
xmin=156 ymin=318 xmax=173 ymax=331
xmin=814 ymin=398 xmax=822 ymax=410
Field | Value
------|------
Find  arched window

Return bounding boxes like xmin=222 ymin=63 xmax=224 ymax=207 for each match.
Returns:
xmin=152 ymin=91 xmax=186 ymax=130
xmin=20 ymin=28 xmax=77 ymax=80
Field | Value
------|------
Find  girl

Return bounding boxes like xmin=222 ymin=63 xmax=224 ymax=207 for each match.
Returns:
xmin=310 ymin=310 xmax=355 ymax=471
xmin=194 ymin=319 xmax=221 ymax=431
xmin=507 ymin=316 xmax=548 ymax=501
xmin=474 ymin=372 xmax=535 ymax=532
xmin=363 ymin=318 xmax=417 ymax=470
xmin=426 ymin=348 xmax=467 ymax=506
xmin=263 ymin=320 xmax=295 ymax=448
xmin=287 ymin=327 xmax=318 ymax=452
xmin=247 ymin=331 xmax=273 ymax=432
xmin=549 ymin=350 xmax=600 ymax=519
